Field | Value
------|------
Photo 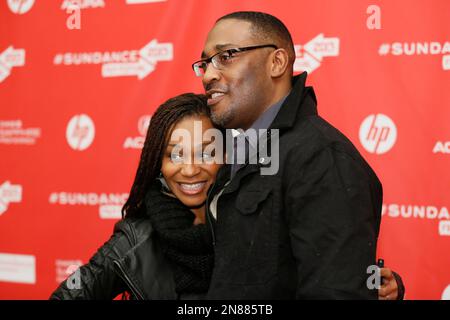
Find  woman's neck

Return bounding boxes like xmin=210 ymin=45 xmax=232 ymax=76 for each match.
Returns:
xmin=191 ymin=205 xmax=206 ymax=225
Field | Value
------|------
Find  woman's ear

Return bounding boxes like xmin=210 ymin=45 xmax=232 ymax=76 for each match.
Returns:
xmin=270 ymin=48 xmax=289 ymax=78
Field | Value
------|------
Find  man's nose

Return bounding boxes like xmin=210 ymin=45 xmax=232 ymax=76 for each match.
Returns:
xmin=180 ymin=163 xmax=201 ymax=177
xmin=202 ymin=62 xmax=221 ymax=88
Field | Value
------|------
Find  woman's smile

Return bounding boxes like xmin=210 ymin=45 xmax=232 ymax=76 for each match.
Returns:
xmin=176 ymin=181 xmax=208 ymax=195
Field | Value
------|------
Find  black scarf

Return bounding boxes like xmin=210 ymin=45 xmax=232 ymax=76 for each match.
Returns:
xmin=144 ymin=180 xmax=214 ymax=294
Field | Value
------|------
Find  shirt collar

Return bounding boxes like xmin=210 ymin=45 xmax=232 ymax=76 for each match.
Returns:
xmin=232 ymin=92 xmax=290 ymax=148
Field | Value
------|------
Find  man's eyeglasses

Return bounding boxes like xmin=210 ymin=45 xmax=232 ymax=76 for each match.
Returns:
xmin=192 ymin=44 xmax=278 ymax=77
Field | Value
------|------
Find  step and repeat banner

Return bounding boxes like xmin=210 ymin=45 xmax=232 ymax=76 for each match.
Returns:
xmin=0 ymin=0 xmax=449 ymax=299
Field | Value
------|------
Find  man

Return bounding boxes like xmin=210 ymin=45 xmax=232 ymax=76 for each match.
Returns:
xmin=192 ymin=11 xmax=404 ymax=299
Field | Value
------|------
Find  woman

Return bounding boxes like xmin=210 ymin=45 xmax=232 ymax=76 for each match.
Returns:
xmin=51 ymin=93 xmax=219 ymax=299
xmin=50 ymin=93 xmax=404 ymax=300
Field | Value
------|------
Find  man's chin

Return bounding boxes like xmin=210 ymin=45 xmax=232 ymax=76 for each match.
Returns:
xmin=211 ymin=106 xmax=234 ymax=128
xmin=211 ymin=115 xmax=231 ymax=128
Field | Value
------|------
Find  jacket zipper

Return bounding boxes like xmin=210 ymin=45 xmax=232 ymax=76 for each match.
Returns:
xmin=113 ymin=260 xmax=145 ymax=300
xmin=205 ymin=182 xmax=217 ymax=246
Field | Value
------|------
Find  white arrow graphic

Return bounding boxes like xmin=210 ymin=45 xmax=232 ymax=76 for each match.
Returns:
xmin=303 ymin=34 xmax=339 ymax=61
xmin=293 ymin=34 xmax=339 ymax=74
xmin=0 ymin=64 xmax=11 ymax=83
xmin=293 ymin=51 xmax=321 ymax=74
xmin=0 ymin=199 xmax=7 ymax=216
xmin=0 ymin=181 xmax=22 ymax=215
xmin=293 ymin=44 xmax=320 ymax=74
xmin=136 ymin=58 xmax=157 ymax=79
xmin=0 ymin=46 xmax=26 ymax=83
xmin=443 ymin=55 xmax=450 ymax=71
xmin=0 ymin=46 xmax=26 ymax=68
xmin=139 ymin=39 xmax=173 ymax=63
xmin=102 ymin=59 xmax=156 ymax=79
xmin=102 ymin=39 xmax=173 ymax=79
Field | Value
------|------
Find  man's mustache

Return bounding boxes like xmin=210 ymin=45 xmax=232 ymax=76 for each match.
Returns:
xmin=204 ymin=83 xmax=228 ymax=93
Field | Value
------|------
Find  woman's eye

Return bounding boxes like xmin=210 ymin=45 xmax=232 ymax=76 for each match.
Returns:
xmin=170 ymin=153 xmax=184 ymax=163
xmin=202 ymin=150 xmax=217 ymax=162
xmin=202 ymin=152 xmax=213 ymax=160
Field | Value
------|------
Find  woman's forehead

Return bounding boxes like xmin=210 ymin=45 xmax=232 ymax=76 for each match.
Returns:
xmin=167 ymin=115 xmax=217 ymax=146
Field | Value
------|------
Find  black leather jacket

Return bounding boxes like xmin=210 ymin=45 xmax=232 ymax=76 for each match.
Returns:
xmin=50 ymin=217 xmax=191 ymax=300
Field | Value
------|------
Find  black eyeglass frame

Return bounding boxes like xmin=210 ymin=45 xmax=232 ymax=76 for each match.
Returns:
xmin=192 ymin=44 xmax=278 ymax=76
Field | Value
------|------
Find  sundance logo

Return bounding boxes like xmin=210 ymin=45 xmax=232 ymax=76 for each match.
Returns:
xmin=49 ymin=192 xmax=128 ymax=219
xmin=53 ymin=39 xmax=173 ymax=79
xmin=0 ymin=181 xmax=22 ymax=216
xmin=7 ymin=0 xmax=35 ymax=14
xmin=294 ymin=34 xmax=339 ymax=74
xmin=359 ymin=114 xmax=397 ymax=154
xmin=382 ymin=203 xmax=449 ymax=220
xmin=382 ymin=203 xmax=450 ymax=236
xmin=378 ymin=41 xmax=450 ymax=56
xmin=66 ymin=114 xmax=95 ymax=151
xmin=123 ymin=115 xmax=151 ymax=149
xmin=378 ymin=41 xmax=450 ymax=71
xmin=0 ymin=46 xmax=26 ymax=83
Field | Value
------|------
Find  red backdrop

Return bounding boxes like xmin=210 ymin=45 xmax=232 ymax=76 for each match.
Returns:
xmin=0 ymin=0 xmax=449 ymax=300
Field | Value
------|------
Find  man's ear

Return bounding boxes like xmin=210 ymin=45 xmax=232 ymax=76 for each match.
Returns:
xmin=270 ymin=48 xmax=290 ymax=78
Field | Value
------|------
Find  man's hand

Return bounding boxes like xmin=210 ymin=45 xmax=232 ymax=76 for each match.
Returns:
xmin=378 ymin=268 xmax=398 ymax=300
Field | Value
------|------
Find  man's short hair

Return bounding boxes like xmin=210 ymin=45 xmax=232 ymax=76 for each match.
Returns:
xmin=217 ymin=11 xmax=295 ymax=67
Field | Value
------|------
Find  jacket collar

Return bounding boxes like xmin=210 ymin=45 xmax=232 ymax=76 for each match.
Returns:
xmin=269 ymin=71 xmax=318 ymax=131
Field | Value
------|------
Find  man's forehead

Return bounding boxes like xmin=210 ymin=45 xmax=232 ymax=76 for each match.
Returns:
xmin=201 ymin=19 xmax=254 ymax=56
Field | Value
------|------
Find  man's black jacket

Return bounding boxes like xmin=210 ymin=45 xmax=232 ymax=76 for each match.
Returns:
xmin=206 ymin=72 xmax=383 ymax=299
